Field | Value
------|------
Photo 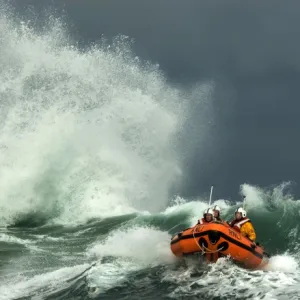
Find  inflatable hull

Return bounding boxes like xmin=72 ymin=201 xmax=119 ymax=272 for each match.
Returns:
xmin=170 ymin=222 xmax=269 ymax=269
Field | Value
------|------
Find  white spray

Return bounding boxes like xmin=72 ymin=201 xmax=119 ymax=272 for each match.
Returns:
xmin=0 ymin=10 xmax=213 ymax=225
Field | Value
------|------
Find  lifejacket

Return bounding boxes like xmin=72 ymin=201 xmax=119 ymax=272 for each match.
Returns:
xmin=230 ymin=217 xmax=251 ymax=232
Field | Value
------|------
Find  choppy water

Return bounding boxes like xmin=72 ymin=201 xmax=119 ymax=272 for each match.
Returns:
xmin=1 ymin=184 xmax=300 ymax=300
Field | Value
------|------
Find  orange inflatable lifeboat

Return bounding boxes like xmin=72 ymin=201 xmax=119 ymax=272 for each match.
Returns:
xmin=170 ymin=221 xmax=269 ymax=269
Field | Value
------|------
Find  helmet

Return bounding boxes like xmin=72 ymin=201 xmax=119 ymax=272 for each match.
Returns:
xmin=212 ymin=205 xmax=221 ymax=213
xmin=203 ymin=208 xmax=213 ymax=216
xmin=235 ymin=207 xmax=247 ymax=218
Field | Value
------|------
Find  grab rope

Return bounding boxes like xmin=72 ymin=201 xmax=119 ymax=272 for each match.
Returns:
xmin=202 ymin=244 xmax=224 ymax=253
xmin=192 ymin=225 xmax=224 ymax=254
xmin=192 ymin=225 xmax=205 ymax=254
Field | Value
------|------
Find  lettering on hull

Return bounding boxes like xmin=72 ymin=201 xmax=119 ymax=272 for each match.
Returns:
xmin=194 ymin=226 xmax=203 ymax=233
xmin=228 ymin=229 xmax=241 ymax=240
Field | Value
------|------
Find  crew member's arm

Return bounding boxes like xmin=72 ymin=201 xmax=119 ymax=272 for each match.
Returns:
xmin=241 ymin=222 xmax=256 ymax=241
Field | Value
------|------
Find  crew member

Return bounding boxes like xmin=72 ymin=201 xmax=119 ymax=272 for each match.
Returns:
xmin=230 ymin=207 xmax=256 ymax=242
xmin=198 ymin=208 xmax=214 ymax=224
xmin=212 ymin=205 xmax=223 ymax=222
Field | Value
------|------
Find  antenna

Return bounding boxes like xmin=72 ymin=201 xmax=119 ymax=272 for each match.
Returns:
xmin=242 ymin=195 xmax=246 ymax=209
xmin=208 ymin=185 xmax=214 ymax=206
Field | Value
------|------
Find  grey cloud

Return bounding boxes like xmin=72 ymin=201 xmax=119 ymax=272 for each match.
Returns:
xmin=7 ymin=0 xmax=300 ymax=200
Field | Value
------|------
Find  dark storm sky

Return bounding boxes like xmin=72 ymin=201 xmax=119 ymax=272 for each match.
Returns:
xmin=9 ymin=0 xmax=300 ymax=201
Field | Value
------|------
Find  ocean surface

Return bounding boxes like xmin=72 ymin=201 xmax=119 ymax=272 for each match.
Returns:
xmin=0 ymin=6 xmax=300 ymax=300
xmin=1 ymin=184 xmax=300 ymax=300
